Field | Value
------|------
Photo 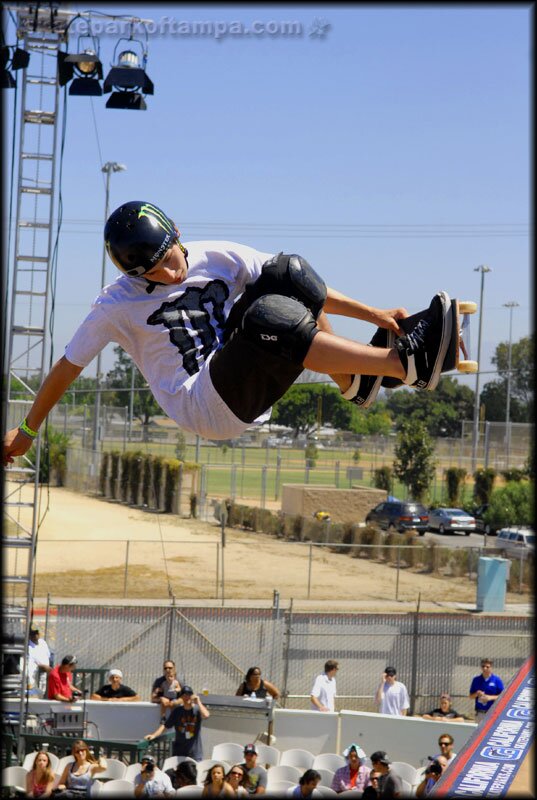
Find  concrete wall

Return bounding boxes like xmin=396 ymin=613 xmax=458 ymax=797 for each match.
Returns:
xmin=281 ymin=484 xmax=386 ymax=523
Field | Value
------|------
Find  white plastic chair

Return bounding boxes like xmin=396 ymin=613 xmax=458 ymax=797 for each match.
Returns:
xmin=97 ymin=758 xmax=127 ymax=781
xmin=90 ymin=780 xmax=103 ymax=796
xmin=267 ymin=779 xmax=295 ymax=793
xmin=176 ymin=785 xmax=204 ymax=796
xmin=312 ymin=753 xmax=346 ymax=772
xmin=99 ymin=778 xmax=135 ymax=796
xmin=211 ymin=742 xmax=244 ymax=764
xmin=315 ymin=768 xmax=335 ymax=788
xmin=195 ymin=759 xmax=230 ymax=785
xmin=267 ymin=764 xmax=301 ymax=785
xmin=55 ymin=754 xmax=75 ymax=776
xmin=391 ymin=761 xmax=419 ymax=786
xmin=280 ymin=748 xmax=315 ymax=770
xmin=124 ymin=763 xmax=142 ymax=782
xmin=256 ymin=743 xmax=280 ymax=767
xmin=162 ymin=755 xmax=197 ymax=773
xmin=22 ymin=750 xmax=60 ymax=773
xmin=313 ymin=787 xmax=338 ymax=798
xmin=2 ymin=766 xmax=28 ymax=792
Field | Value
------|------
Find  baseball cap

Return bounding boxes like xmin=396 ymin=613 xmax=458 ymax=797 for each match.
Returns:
xmin=385 ymin=666 xmax=397 ymax=676
xmin=343 ymin=743 xmax=366 ymax=760
xmin=244 ymin=744 xmax=258 ymax=755
xmin=179 ymin=685 xmax=194 ymax=696
xmin=141 ymin=755 xmax=156 ymax=765
xmin=370 ymin=751 xmax=391 ymax=766
xmin=108 ymin=669 xmax=123 ymax=679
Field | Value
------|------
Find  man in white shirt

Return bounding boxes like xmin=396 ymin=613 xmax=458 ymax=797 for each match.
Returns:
xmin=134 ymin=755 xmax=174 ymax=797
xmin=310 ymin=659 xmax=339 ymax=712
xmin=27 ymin=627 xmax=52 ymax=697
xmin=375 ymin=666 xmax=410 ymax=716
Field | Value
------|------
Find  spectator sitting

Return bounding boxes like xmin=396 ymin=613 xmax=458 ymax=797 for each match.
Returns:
xmin=310 ymin=659 xmax=339 ymax=712
xmin=90 ymin=668 xmax=141 ymax=702
xmin=235 ymin=667 xmax=280 ymax=701
xmin=375 ymin=666 xmax=410 ymax=716
xmin=202 ymin=763 xmax=235 ymax=797
xmin=331 ymin=743 xmax=370 ymax=793
xmin=415 ymin=760 xmax=443 ymax=797
xmin=469 ymin=658 xmax=504 ymax=722
xmin=47 ymin=655 xmax=82 ymax=702
xmin=421 ymin=692 xmax=465 ymax=721
xmin=291 ymin=769 xmax=322 ymax=798
xmin=226 ymin=764 xmax=249 ymax=797
xmin=369 ymin=751 xmax=402 ymax=798
xmin=434 ymin=734 xmax=457 ymax=765
xmin=144 ymin=686 xmax=210 ymax=761
xmin=25 ymin=750 xmax=55 ymax=798
xmin=151 ymin=659 xmax=182 ymax=718
xmin=54 ymin=739 xmax=106 ymax=797
xmin=240 ymin=743 xmax=268 ymax=795
xmin=362 ymin=770 xmax=382 ymax=799
xmin=166 ymin=760 xmax=198 ymax=790
xmin=134 ymin=754 xmax=174 ymax=798
xmin=27 ymin=627 xmax=52 ymax=697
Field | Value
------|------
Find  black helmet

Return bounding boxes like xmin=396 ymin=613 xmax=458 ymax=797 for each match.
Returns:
xmin=104 ymin=201 xmax=179 ymax=277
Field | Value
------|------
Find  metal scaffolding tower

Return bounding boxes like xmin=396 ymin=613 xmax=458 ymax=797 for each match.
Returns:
xmin=3 ymin=3 xmax=70 ymax=757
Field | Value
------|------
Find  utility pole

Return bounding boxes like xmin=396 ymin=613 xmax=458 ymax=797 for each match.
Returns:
xmin=471 ymin=265 xmax=491 ymax=472
xmin=503 ymin=301 xmax=519 ymax=467
xmin=91 ymin=161 xmax=126 ymax=451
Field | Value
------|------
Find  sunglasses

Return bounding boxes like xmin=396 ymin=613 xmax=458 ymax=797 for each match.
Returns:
xmin=230 ymin=772 xmax=243 ymax=777
xmin=439 ymin=742 xmax=451 ymax=746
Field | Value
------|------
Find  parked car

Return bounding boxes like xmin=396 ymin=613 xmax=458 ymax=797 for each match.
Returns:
xmin=496 ymin=527 xmax=535 ymax=554
xmin=428 ymin=507 xmax=476 ymax=535
xmin=365 ymin=501 xmax=429 ymax=534
xmin=473 ymin=504 xmax=502 ymax=536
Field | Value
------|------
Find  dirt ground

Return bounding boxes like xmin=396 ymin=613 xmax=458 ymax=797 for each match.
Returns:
xmin=4 ymin=484 xmax=527 ymax=611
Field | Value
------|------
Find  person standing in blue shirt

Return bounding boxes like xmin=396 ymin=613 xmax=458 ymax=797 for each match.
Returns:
xmin=469 ymin=658 xmax=504 ymax=722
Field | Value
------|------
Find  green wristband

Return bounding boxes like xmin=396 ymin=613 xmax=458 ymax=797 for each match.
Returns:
xmin=19 ymin=418 xmax=38 ymax=439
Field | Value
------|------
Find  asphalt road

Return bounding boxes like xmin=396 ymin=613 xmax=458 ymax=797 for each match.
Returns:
xmin=421 ymin=529 xmax=495 ymax=549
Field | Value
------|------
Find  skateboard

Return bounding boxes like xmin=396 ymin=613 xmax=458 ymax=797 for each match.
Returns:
xmin=398 ymin=297 xmax=478 ymax=374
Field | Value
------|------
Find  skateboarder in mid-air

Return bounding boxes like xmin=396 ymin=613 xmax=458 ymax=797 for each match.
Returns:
xmin=3 ymin=200 xmax=457 ymax=464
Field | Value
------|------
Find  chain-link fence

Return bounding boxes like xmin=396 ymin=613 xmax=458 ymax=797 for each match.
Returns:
xmin=45 ymin=604 xmax=531 ymax=721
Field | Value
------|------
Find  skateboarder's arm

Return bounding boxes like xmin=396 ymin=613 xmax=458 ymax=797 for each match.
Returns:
xmin=3 ymin=355 xmax=83 ymax=465
xmin=324 ymin=286 xmax=408 ymax=334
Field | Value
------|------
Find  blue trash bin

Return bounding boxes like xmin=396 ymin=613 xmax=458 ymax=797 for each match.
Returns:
xmin=476 ymin=557 xmax=510 ymax=612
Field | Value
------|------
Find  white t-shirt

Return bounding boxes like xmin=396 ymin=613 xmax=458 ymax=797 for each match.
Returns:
xmin=134 ymin=768 xmax=174 ymax=796
xmin=65 ymin=242 xmax=274 ymax=439
xmin=310 ymin=673 xmax=337 ymax=712
xmin=379 ymin=680 xmax=410 ymax=715
xmin=27 ymin=638 xmax=51 ymax=692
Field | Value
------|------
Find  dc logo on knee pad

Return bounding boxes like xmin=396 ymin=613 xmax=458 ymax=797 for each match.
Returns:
xmin=260 ymin=334 xmax=278 ymax=341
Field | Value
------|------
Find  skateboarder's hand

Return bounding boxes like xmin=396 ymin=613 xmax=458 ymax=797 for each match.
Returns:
xmin=3 ymin=427 xmax=35 ymax=466
xmin=370 ymin=306 xmax=409 ymax=335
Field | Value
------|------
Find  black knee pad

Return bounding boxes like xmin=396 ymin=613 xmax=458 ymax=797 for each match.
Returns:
xmin=241 ymin=294 xmax=319 ymax=365
xmin=250 ymin=253 xmax=327 ymax=319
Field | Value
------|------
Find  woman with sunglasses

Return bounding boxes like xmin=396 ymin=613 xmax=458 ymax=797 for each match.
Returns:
xmin=54 ymin=740 xmax=107 ymax=797
xmin=25 ymin=750 xmax=55 ymax=798
xmin=225 ymin=765 xmax=248 ymax=797
xmin=202 ymin=764 xmax=235 ymax=797
xmin=235 ymin=667 xmax=280 ymax=700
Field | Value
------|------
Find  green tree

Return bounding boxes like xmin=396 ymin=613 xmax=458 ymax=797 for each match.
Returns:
xmin=386 ymin=377 xmax=474 ymax=437
xmin=492 ymin=335 xmax=534 ymax=409
xmin=486 ymin=481 xmax=533 ymax=528
xmin=480 ymin=381 xmax=528 ymax=422
xmin=105 ymin=346 xmax=160 ymax=435
xmin=445 ymin=467 xmax=467 ymax=506
xmin=271 ymin=384 xmax=354 ymax=436
xmin=473 ymin=467 xmax=496 ymax=505
xmin=27 ymin=428 xmax=71 ymax=485
xmin=393 ymin=420 xmax=436 ymax=501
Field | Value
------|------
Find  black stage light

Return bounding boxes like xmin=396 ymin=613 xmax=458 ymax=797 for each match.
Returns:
xmin=1 ymin=44 xmax=30 ymax=89
xmin=57 ymin=37 xmax=103 ymax=95
xmin=103 ymin=47 xmax=153 ymax=110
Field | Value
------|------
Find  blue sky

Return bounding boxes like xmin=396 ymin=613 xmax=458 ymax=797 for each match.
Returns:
xmin=3 ymin=4 xmax=531 ymax=388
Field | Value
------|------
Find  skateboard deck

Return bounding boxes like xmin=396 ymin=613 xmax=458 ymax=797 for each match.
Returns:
xmin=396 ymin=297 xmax=478 ymax=375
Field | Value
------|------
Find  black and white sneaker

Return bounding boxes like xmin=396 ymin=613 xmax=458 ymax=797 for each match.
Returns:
xmin=368 ymin=327 xmax=404 ymax=389
xmin=342 ymin=328 xmax=396 ymax=407
xmin=395 ymin=291 xmax=452 ymax=390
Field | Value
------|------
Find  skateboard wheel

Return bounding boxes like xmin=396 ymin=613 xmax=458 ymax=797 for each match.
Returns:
xmin=459 ymin=301 xmax=477 ymax=314
xmin=458 ymin=360 xmax=478 ymax=373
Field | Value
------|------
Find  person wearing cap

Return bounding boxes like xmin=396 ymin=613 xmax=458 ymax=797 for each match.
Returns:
xmin=90 ymin=668 xmax=141 ymax=702
xmin=422 ymin=692 xmax=465 ymax=721
xmin=144 ymin=686 xmax=210 ymax=761
xmin=415 ymin=759 xmax=443 ymax=797
xmin=239 ymin=744 xmax=268 ymax=794
xmin=375 ymin=666 xmax=410 ymax=716
xmin=47 ymin=655 xmax=82 ymax=702
xmin=134 ymin=754 xmax=174 ymax=798
xmin=27 ymin=627 xmax=52 ymax=697
xmin=369 ymin=752 xmax=402 ymax=799
xmin=310 ymin=659 xmax=339 ymax=712
xmin=331 ymin=743 xmax=370 ymax=793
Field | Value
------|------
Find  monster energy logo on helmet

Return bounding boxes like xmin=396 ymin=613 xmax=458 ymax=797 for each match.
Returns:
xmin=104 ymin=200 xmax=180 ymax=277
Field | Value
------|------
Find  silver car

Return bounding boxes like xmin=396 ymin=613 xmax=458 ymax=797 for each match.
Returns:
xmin=428 ymin=507 xmax=476 ymax=535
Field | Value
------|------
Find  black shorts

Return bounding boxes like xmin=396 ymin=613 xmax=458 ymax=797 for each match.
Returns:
xmin=209 ymin=257 xmax=326 ymax=424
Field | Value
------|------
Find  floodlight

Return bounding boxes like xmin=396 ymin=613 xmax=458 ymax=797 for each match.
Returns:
xmin=57 ymin=37 xmax=103 ymax=95
xmin=103 ymin=38 xmax=153 ymax=111
xmin=1 ymin=44 xmax=31 ymax=89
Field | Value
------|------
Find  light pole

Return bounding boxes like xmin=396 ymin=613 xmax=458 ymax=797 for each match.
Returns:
xmin=503 ymin=301 xmax=519 ymax=467
xmin=92 ymin=161 xmax=127 ymax=451
xmin=471 ymin=264 xmax=491 ymax=472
